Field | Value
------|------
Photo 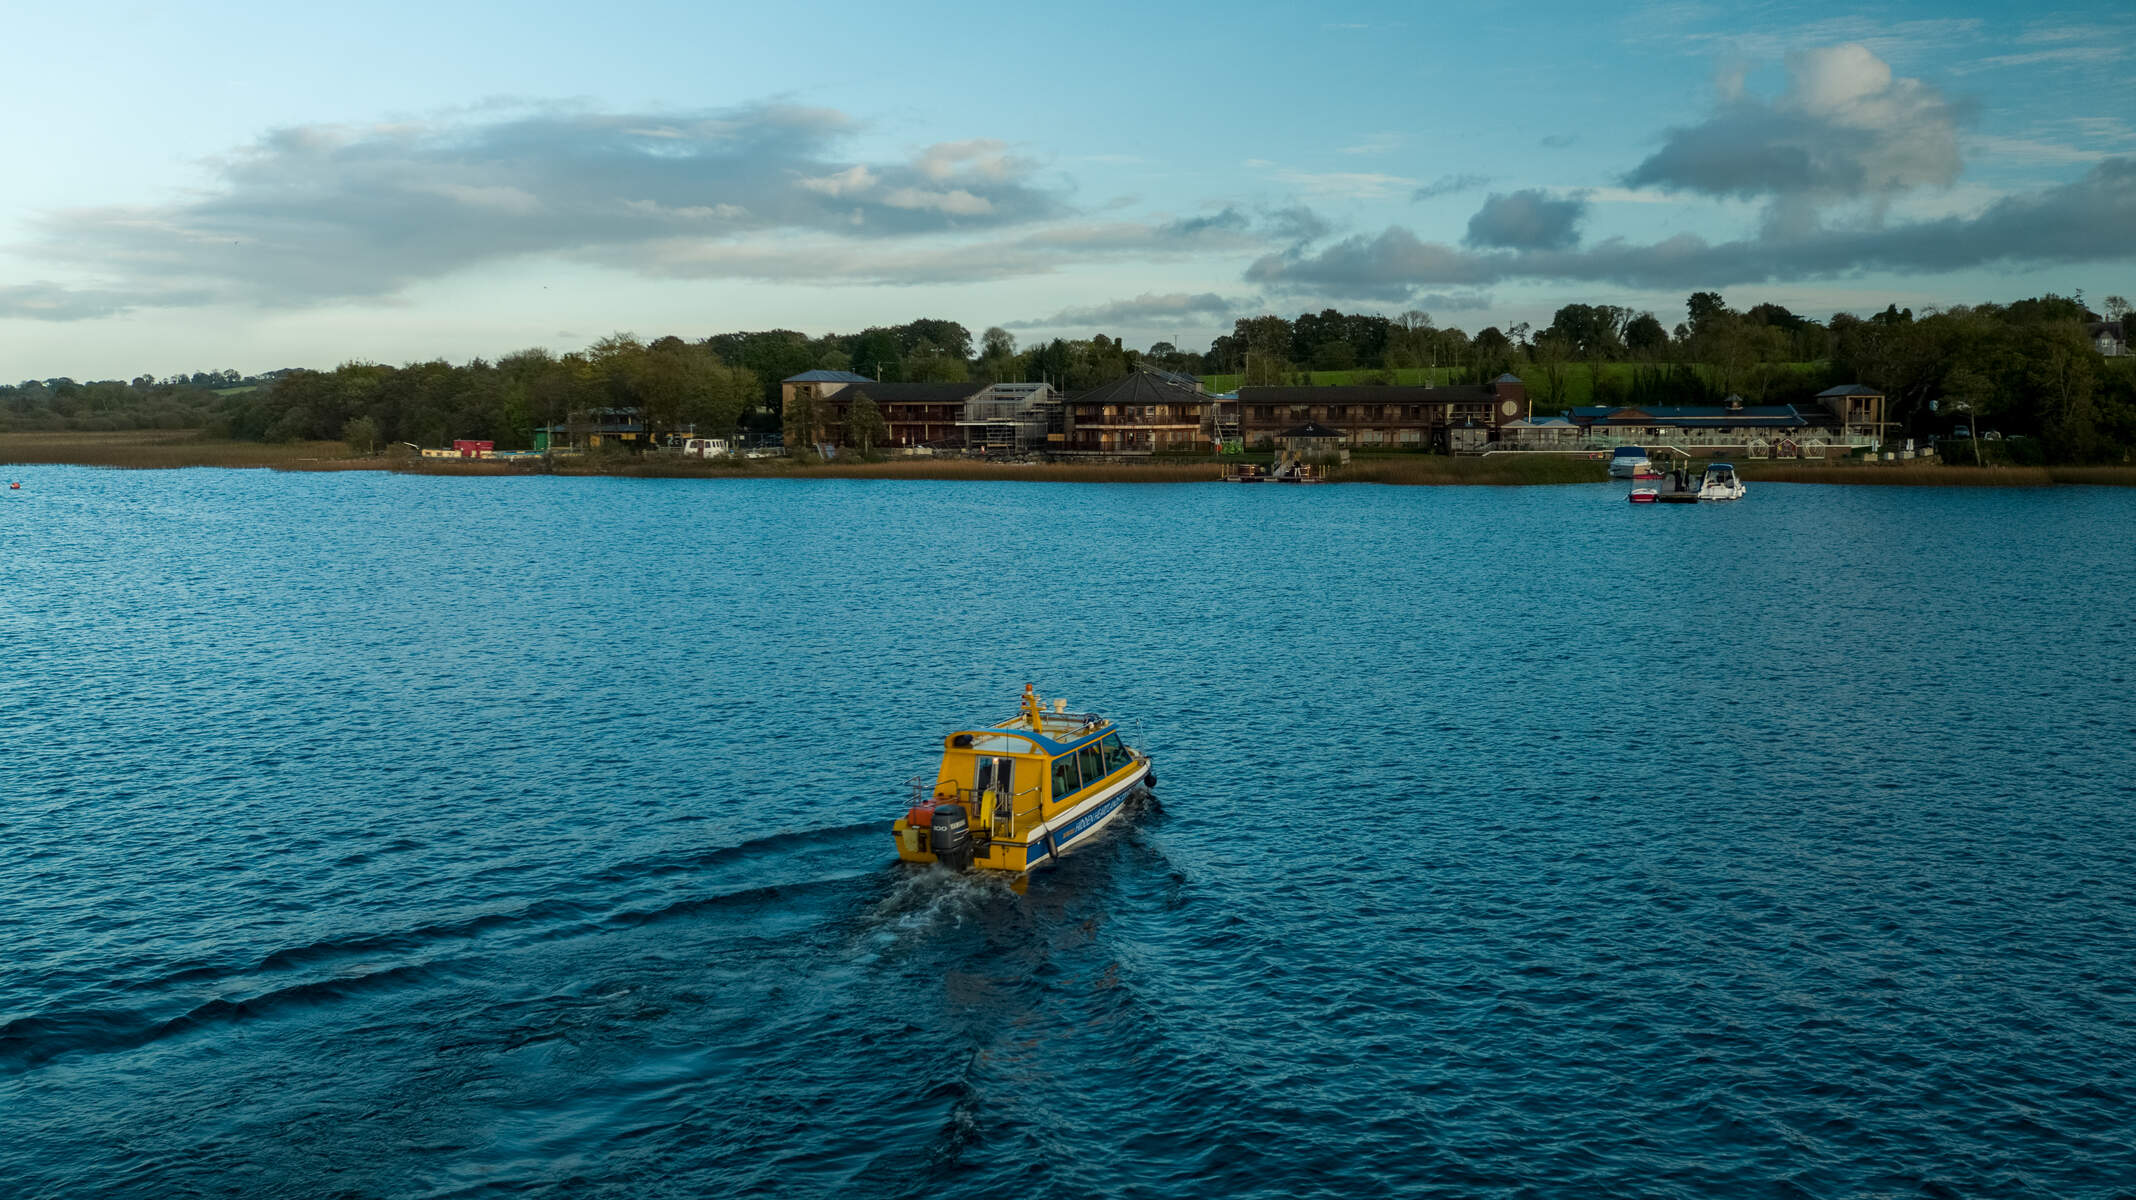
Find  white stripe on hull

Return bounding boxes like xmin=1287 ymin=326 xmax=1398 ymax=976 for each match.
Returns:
xmin=1021 ymin=761 xmax=1148 ymax=869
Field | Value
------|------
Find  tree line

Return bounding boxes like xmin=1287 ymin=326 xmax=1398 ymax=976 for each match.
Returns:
xmin=7 ymin=292 xmax=2131 ymax=462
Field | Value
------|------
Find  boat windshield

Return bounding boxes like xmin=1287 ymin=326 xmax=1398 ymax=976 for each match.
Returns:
xmin=963 ymin=732 xmax=1038 ymax=754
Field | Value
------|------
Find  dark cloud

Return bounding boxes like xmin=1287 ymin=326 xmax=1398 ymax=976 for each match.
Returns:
xmin=1626 ymin=44 xmax=1965 ymax=202
xmin=1161 ymin=207 xmax=1251 ymax=237
xmin=1411 ymin=173 xmax=1489 ymax=201
xmin=1263 ymin=204 xmax=1333 ymax=246
xmin=1412 ymin=291 xmax=1494 ymax=312
xmin=19 ymin=104 xmax=1069 ymax=315
xmin=1246 ymin=157 xmax=2136 ymax=296
xmin=1465 ymin=190 xmax=1587 ymax=250
xmin=612 ymin=204 xmax=1271 ymax=290
xmin=1003 ymin=291 xmax=1246 ymax=331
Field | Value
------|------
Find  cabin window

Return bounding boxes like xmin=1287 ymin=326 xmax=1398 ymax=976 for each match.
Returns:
xmin=1098 ymin=732 xmax=1131 ymax=773
xmin=1052 ymin=756 xmax=1081 ymax=800
xmin=1076 ymin=743 xmax=1105 ymax=786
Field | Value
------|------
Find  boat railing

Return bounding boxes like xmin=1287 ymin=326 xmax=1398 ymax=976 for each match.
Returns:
xmin=992 ymin=711 xmax=1106 ymax=737
xmin=905 ymin=776 xmax=1046 ymax=838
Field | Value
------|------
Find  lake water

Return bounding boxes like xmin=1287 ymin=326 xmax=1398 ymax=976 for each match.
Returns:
xmin=3 ymin=468 xmax=2134 ymax=1198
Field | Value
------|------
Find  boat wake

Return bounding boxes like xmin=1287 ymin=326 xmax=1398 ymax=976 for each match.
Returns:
xmin=850 ymin=866 xmax=1021 ymax=957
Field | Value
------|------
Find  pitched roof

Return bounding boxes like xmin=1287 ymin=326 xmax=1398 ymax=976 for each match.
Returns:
xmin=784 ymin=369 xmax=875 ymax=383
xmin=840 ymin=381 xmax=987 ymax=405
xmin=1817 ymin=383 xmax=1883 ymax=397
xmin=1280 ymin=422 xmax=1347 ymax=438
xmin=1492 ymin=373 xmax=1526 ymax=384
xmin=1138 ymin=365 xmax=1205 ymax=391
xmin=1568 ymin=404 xmax=1811 ymax=428
xmin=1068 ymin=369 xmax=1208 ymax=408
xmin=1240 ymin=384 xmax=1494 ymax=404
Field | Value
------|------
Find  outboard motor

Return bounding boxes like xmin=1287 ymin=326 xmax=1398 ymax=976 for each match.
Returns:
xmin=930 ymin=803 xmax=974 ymax=871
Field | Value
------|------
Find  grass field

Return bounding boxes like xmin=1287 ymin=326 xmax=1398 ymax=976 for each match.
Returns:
xmin=1200 ymin=367 xmax=1461 ymax=392
xmin=8 ymin=430 xmax=2130 ymax=487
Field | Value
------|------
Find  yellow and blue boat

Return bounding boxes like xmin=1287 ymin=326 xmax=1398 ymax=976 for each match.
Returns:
xmin=892 ymin=686 xmax=1155 ymax=875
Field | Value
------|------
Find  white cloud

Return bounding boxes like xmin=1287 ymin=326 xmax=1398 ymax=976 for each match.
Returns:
xmin=1247 ymin=160 xmax=1418 ymax=200
xmin=1627 ymin=44 xmax=1964 ymax=207
xmin=1004 ymin=291 xmax=1251 ymax=330
xmin=7 ymin=103 xmax=1072 ymax=318
xmin=1337 ymin=133 xmax=1405 ymax=156
xmin=881 ymin=187 xmax=993 ymax=216
xmin=1958 ymin=45 xmax=2125 ymax=73
xmin=798 ymin=165 xmax=877 ymax=197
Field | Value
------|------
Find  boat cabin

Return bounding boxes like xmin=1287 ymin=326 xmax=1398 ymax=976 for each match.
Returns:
xmin=895 ymin=686 xmax=1148 ymax=873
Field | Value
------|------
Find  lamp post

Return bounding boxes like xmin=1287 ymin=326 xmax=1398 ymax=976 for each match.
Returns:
xmin=1950 ymin=399 xmax=1984 ymax=466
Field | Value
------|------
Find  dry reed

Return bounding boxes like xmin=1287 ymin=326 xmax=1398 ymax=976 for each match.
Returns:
xmin=1739 ymin=460 xmax=2136 ymax=487
xmin=11 ymin=431 xmax=2130 ymax=487
xmin=0 ymin=430 xmax=351 ymax=469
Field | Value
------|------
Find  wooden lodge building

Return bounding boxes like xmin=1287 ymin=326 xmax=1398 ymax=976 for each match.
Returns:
xmin=1058 ymin=368 xmax=1213 ymax=454
xmin=1236 ymin=374 xmax=1529 ymax=452
xmin=1555 ymin=389 xmax=1886 ymax=457
xmin=784 ymin=366 xmax=1541 ymax=457
xmin=781 ymin=370 xmax=983 ymax=448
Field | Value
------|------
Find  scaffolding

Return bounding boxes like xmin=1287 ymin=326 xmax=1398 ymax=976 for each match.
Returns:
xmin=956 ymin=383 xmax=1058 ymax=453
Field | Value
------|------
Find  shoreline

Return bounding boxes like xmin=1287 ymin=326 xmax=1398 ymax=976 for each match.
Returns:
xmin=5 ymin=430 xmax=2133 ymax=487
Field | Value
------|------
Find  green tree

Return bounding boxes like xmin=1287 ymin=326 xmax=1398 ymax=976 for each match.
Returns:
xmin=1470 ymin=327 xmax=1513 ymax=379
xmin=782 ymin=385 xmax=820 ymax=451
xmin=906 ymin=342 xmax=970 ymax=382
xmin=1238 ymin=315 xmax=1294 ymax=384
xmin=846 ymin=392 xmax=888 ymax=453
xmin=1686 ymin=291 xmax=1730 ymax=336
xmin=1529 ymin=332 xmax=1573 ymax=410
xmin=850 ymin=328 xmax=903 ymax=380
xmin=341 ymin=415 xmax=379 ymax=455
xmin=2023 ymin=321 xmax=2100 ymax=460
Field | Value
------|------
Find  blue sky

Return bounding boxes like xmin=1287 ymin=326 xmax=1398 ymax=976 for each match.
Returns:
xmin=4 ymin=0 xmax=2133 ymax=379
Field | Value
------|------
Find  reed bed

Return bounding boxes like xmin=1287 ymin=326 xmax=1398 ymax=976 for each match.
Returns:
xmin=0 ymin=430 xmax=350 ymax=469
xmin=12 ymin=431 xmax=2130 ymax=486
xmin=1740 ymin=461 xmax=2136 ymax=487
xmin=1338 ymin=455 xmax=1608 ymax=485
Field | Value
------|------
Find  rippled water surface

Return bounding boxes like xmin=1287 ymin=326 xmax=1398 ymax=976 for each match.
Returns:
xmin=4 ymin=468 xmax=2135 ymax=1198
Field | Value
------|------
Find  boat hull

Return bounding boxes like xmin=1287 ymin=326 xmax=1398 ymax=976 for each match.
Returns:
xmin=1018 ymin=760 xmax=1149 ymax=870
xmin=894 ymin=758 xmax=1150 ymax=875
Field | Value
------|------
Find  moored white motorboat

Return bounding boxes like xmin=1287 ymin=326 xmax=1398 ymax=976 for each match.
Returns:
xmin=1697 ymin=462 xmax=1746 ymax=500
xmin=1608 ymin=446 xmax=1652 ymax=478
